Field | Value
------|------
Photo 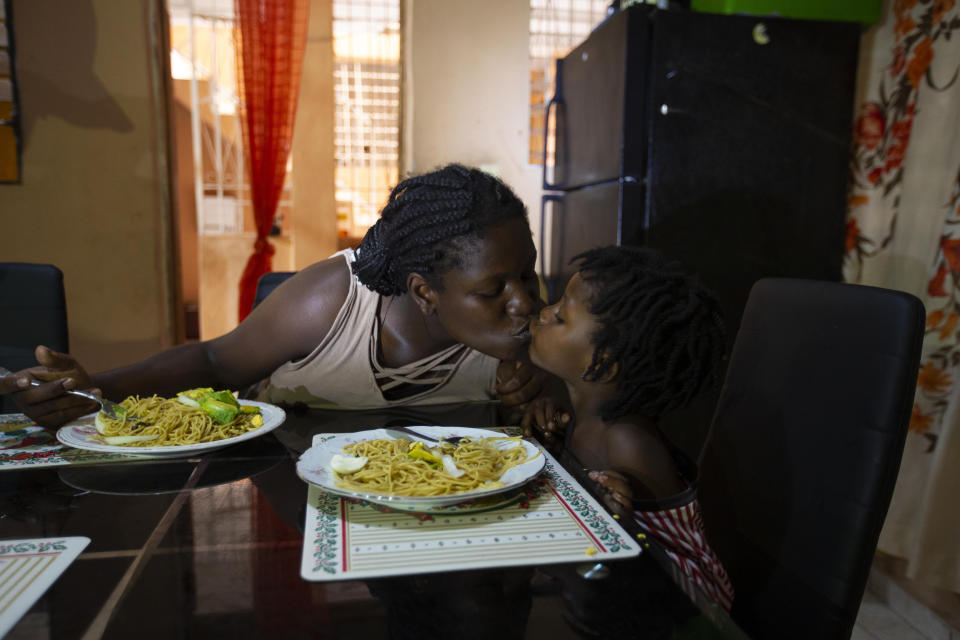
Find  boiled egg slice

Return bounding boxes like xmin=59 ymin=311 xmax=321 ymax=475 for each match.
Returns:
xmin=331 ymin=454 xmax=368 ymax=474
xmin=441 ymin=454 xmax=465 ymax=478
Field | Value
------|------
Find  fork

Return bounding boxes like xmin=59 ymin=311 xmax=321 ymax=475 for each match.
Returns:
xmin=0 ymin=365 xmax=130 ymax=421
xmin=384 ymin=426 xmax=466 ymax=446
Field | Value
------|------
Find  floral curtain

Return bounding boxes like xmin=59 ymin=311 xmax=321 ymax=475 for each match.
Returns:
xmin=846 ymin=0 xmax=960 ymax=592
xmin=234 ymin=0 xmax=310 ymax=322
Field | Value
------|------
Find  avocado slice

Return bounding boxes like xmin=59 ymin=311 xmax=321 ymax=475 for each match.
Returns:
xmin=177 ymin=387 xmax=215 ymax=407
xmin=407 ymin=441 xmax=442 ymax=468
xmin=200 ymin=398 xmax=239 ymax=424
xmin=208 ymin=389 xmax=240 ymax=408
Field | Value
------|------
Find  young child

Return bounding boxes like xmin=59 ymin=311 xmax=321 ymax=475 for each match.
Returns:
xmin=528 ymin=245 xmax=735 ymax=611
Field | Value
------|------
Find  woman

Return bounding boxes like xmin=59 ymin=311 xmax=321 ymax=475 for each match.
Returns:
xmin=1 ymin=164 xmax=547 ymax=427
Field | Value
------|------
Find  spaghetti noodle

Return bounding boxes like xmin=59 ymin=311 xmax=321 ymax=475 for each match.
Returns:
xmin=95 ymin=394 xmax=262 ymax=447
xmin=334 ymin=436 xmax=538 ymax=496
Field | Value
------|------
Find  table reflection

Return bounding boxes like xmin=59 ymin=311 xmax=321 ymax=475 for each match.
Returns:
xmin=2 ymin=403 xmax=750 ymax=639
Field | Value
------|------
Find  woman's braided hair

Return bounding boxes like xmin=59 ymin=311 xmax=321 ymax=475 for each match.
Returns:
xmin=352 ymin=164 xmax=528 ymax=296
xmin=575 ymin=245 xmax=727 ymax=421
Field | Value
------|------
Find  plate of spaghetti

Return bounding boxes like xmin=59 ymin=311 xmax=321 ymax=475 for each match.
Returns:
xmin=296 ymin=427 xmax=545 ymax=511
xmin=56 ymin=395 xmax=286 ymax=458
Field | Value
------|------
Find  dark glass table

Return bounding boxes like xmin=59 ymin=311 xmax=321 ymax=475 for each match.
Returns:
xmin=1 ymin=403 xmax=751 ymax=639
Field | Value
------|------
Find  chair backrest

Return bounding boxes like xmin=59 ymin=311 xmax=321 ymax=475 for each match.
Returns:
xmin=0 ymin=263 xmax=69 ymax=370
xmin=697 ymin=278 xmax=924 ymax=640
xmin=253 ymin=271 xmax=296 ymax=309
xmin=0 ymin=263 xmax=69 ymax=412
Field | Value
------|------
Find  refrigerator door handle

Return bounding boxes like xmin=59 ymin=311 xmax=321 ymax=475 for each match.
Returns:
xmin=540 ymin=194 xmax=565 ymax=282
xmin=542 ymin=59 xmax=566 ymax=191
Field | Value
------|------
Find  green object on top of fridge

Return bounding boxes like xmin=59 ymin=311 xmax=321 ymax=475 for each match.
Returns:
xmin=689 ymin=0 xmax=882 ymax=25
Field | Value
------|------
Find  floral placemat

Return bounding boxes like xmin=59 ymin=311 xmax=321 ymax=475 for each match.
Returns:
xmin=0 ymin=413 xmax=148 ymax=469
xmin=0 ymin=537 xmax=90 ymax=637
xmin=300 ymin=433 xmax=641 ymax=581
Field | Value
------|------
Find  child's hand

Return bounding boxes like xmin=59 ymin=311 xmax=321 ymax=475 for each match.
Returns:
xmin=519 ymin=396 xmax=570 ymax=440
xmin=588 ymin=470 xmax=633 ymax=519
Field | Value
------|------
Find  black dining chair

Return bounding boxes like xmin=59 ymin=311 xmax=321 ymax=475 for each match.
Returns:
xmin=253 ymin=271 xmax=296 ymax=309
xmin=0 ymin=263 xmax=70 ymax=412
xmin=697 ymin=278 xmax=924 ymax=640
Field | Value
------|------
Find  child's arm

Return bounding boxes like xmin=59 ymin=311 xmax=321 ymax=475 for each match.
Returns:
xmin=604 ymin=425 xmax=687 ymax=500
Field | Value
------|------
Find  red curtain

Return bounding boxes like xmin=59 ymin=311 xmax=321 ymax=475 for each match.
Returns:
xmin=234 ymin=0 xmax=310 ymax=322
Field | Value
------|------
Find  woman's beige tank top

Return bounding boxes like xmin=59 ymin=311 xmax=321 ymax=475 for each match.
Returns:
xmin=258 ymin=250 xmax=499 ymax=409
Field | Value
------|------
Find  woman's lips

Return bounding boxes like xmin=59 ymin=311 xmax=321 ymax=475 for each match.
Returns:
xmin=511 ymin=324 xmax=531 ymax=342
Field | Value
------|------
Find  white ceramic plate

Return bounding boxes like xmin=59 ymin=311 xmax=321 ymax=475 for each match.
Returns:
xmin=56 ymin=400 xmax=286 ymax=458
xmin=296 ymin=426 xmax=545 ymax=512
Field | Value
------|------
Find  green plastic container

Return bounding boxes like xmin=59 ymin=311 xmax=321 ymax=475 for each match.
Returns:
xmin=690 ymin=0 xmax=882 ymax=25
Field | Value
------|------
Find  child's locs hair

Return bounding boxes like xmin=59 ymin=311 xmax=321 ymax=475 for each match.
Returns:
xmin=352 ymin=164 xmax=528 ymax=296
xmin=575 ymin=246 xmax=727 ymax=421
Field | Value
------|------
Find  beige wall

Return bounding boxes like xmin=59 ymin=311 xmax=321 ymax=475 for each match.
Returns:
xmin=405 ymin=0 xmax=543 ymax=251
xmin=291 ymin=0 xmax=338 ymax=270
xmin=0 ymin=0 xmax=175 ymax=372
xmin=171 ymin=83 xmax=198 ymax=307
xmin=198 ymin=234 xmax=292 ymax=339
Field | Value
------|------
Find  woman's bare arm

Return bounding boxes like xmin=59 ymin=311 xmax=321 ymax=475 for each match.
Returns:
xmin=95 ymin=257 xmax=351 ymax=396
xmin=2 ymin=255 xmax=352 ymax=426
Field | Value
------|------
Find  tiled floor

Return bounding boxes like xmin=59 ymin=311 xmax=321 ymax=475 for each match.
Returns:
xmin=854 ymin=563 xmax=960 ymax=640
xmin=855 ymin=590 xmax=936 ymax=640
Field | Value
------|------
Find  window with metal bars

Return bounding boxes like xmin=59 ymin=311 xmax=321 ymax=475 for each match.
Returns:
xmin=0 ymin=0 xmax=22 ymax=183
xmin=333 ymin=0 xmax=401 ymax=240
xmin=169 ymin=1 xmax=294 ymax=237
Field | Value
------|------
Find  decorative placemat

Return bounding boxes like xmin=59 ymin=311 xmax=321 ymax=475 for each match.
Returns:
xmin=300 ymin=433 xmax=641 ymax=581
xmin=0 ymin=537 xmax=90 ymax=637
xmin=0 ymin=413 xmax=148 ymax=470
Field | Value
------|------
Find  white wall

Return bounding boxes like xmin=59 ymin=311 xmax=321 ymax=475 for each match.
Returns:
xmin=405 ymin=0 xmax=544 ymax=254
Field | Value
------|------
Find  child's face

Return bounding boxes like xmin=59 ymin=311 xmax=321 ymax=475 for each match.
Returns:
xmin=528 ymin=272 xmax=600 ymax=383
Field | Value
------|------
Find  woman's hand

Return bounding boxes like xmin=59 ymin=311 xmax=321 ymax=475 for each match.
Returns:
xmin=588 ymin=470 xmax=634 ymax=519
xmin=495 ymin=359 xmax=544 ymax=407
xmin=0 ymin=345 xmax=99 ymax=427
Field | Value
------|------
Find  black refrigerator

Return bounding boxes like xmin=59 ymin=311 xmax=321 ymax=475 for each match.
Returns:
xmin=541 ymin=4 xmax=860 ymax=334
xmin=540 ymin=4 xmax=860 ymax=450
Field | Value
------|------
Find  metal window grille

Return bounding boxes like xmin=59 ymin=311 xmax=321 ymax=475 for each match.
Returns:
xmin=333 ymin=0 xmax=401 ymax=240
xmin=168 ymin=0 xmax=293 ymax=236
xmin=0 ymin=0 xmax=23 ymax=183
